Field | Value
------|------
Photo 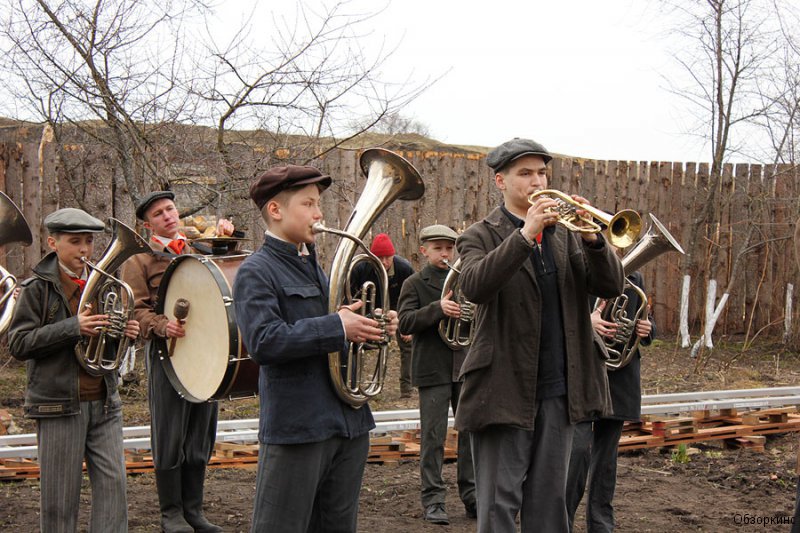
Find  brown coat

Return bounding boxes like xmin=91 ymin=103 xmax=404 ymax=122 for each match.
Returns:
xmin=120 ymin=239 xmax=183 ymax=339
xmin=454 ymin=207 xmax=624 ymax=431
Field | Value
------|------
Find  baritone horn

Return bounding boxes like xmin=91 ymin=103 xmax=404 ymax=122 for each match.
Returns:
xmin=313 ymin=148 xmax=425 ymax=408
xmin=529 ymin=189 xmax=643 ymax=248
xmin=438 ymin=258 xmax=475 ymax=349
xmin=75 ymin=218 xmax=151 ymax=376
xmin=598 ymin=213 xmax=684 ymax=370
xmin=0 ymin=192 xmax=33 ymax=336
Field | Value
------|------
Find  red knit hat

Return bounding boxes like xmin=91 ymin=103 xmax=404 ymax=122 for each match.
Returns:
xmin=370 ymin=233 xmax=396 ymax=257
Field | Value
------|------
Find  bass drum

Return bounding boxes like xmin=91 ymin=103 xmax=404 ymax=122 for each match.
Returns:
xmin=155 ymin=253 xmax=258 ymax=403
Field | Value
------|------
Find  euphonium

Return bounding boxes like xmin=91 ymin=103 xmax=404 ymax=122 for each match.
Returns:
xmin=529 ymin=189 xmax=643 ymax=248
xmin=438 ymin=258 xmax=475 ymax=349
xmin=598 ymin=213 xmax=684 ymax=370
xmin=75 ymin=218 xmax=151 ymax=376
xmin=313 ymin=148 xmax=425 ymax=408
xmin=0 ymin=192 xmax=33 ymax=336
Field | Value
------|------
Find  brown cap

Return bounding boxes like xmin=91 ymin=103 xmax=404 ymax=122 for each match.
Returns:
xmin=249 ymin=165 xmax=332 ymax=210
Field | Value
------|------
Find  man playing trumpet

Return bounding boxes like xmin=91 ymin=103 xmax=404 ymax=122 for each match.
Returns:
xmin=454 ymin=138 xmax=624 ymax=533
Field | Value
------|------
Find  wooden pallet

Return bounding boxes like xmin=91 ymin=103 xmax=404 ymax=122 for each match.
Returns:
xmin=0 ymin=429 xmax=461 ymax=480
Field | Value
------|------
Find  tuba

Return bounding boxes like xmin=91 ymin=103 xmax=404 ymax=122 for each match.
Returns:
xmin=598 ymin=213 xmax=684 ymax=370
xmin=529 ymin=189 xmax=643 ymax=248
xmin=0 ymin=192 xmax=33 ymax=336
xmin=75 ymin=218 xmax=151 ymax=376
xmin=313 ymin=148 xmax=425 ymax=408
xmin=438 ymin=258 xmax=475 ymax=349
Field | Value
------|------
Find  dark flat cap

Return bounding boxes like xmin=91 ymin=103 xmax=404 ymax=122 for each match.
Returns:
xmin=420 ymin=224 xmax=458 ymax=243
xmin=44 ymin=208 xmax=105 ymax=234
xmin=250 ymin=165 xmax=332 ymax=210
xmin=486 ymin=138 xmax=552 ymax=172
xmin=136 ymin=191 xmax=175 ymax=220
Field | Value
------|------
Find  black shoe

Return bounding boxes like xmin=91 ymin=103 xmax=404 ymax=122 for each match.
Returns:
xmin=465 ymin=502 xmax=477 ymax=519
xmin=424 ymin=503 xmax=449 ymax=525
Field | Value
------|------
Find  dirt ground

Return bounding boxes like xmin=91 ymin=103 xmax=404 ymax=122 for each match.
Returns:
xmin=2 ymin=337 xmax=800 ymax=532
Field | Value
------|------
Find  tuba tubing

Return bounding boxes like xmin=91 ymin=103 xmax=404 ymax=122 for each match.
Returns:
xmin=437 ymin=258 xmax=475 ymax=350
xmin=599 ymin=213 xmax=685 ymax=370
xmin=0 ymin=192 xmax=33 ymax=336
xmin=75 ymin=218 xmax=151 ymax=376
xmin=314 ymin=148 xmax=425 ymax=408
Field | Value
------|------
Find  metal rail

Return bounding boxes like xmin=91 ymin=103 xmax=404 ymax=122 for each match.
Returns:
xmin=3 ymin=386 xmax=800 ymax=459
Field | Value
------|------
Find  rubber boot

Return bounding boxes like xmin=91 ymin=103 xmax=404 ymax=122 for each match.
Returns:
xmin=182 ymin=465 xmax=223 ymax=533
xmin=155 ymin=468 xmax=194 ymax=533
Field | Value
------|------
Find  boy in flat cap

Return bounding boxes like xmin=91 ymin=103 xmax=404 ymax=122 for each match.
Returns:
xmin=397 ymin=224 xmax=476 ymax=525
xmin=454 ymin=138 xmax=623 ymax=533
xmin=121 ymin=191 xmax=233 ymax=532
xmin=233 ymin=164 xmax=399 ymax=532
xmin=349 ymin=233 xmax=415 ymax=397
xmin=9 ymin=208 xmax=140 ymax=532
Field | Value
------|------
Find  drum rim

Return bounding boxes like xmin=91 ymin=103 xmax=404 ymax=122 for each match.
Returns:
xmin=155 ymin=254 xmax=243 ymax=402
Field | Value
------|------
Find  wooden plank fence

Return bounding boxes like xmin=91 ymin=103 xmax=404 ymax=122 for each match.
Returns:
xmin=1 ymin=126 xmax=798 ymax=338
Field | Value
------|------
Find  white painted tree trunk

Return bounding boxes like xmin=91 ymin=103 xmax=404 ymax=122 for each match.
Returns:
xmin=690 ymin=279 xmax=729 ymax=358
xmin=680 ymin=275 xmax=691 ymax=347
xmin=784 ymin=283 xmax=794 ymax=344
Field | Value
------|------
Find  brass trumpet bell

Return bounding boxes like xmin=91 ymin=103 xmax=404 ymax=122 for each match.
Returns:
xmin=529 ymin=189 xmax=643 ymax=248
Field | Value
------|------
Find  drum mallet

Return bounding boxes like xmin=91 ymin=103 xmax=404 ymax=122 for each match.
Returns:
xmin=169 ymin=298 xmax=190 ymax=357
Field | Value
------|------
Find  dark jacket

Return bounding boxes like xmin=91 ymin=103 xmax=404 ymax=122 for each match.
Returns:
xmin=8 ymin=252 xmax=121 ymax=418
xmin=600 ymin=271 xmax=656 ymax=421
xmin=349 ymin=255 xmax=414 ymax=311
xmin=398 ymin=264 xmax=466 ymax=387
xmin=232 ymin=235 xmax=375 ymax=445
xmin=454 ymin=207 xmax=624 ymax=431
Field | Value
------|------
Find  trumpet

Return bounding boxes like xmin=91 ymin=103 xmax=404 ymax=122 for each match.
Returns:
xmin=438 ymin=258 xmax=475 ymax=349
xmin=75 ymin=218 xmax=151 ymax=376
xmin=314 ymin=148 xmax=425 ymax=408
xmin=0 ymin=192 xmax=33 ymax=336
xmin=529 ymin=189 xmax=643 ymax=248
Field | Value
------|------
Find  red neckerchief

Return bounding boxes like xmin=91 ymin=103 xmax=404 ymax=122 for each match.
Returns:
xmin=70 ymin=277 xmax=86 ymax=292
xmin=152 ymin=234 xmax=187 ymax=255
xmin=535 ymin=232 xmax=542 ymax=245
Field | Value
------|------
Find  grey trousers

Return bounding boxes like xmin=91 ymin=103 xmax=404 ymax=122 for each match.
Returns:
xmin=147 ymin=346 xmax=218 ymax=468
xmin=251 ymin=434 xmax=370 ymax=533
xmin=37 ymin=400 xmax=127 ymax=533
xmin=566 ymin=420 xmax=624 ymax=533
xmin=419 ymin=382 xmax=475 ymax=509
xmin=398 ymin=334 xmax=413 ymax=393
xmin=471 ymin=395 xmax=574 ymax=533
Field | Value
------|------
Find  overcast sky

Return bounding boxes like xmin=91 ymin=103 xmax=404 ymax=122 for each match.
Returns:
xmin=214 ymin=0 xmax=711 ymax=163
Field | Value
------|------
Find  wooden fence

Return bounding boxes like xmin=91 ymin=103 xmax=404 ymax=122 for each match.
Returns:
xmin=1 ymin=126 xmax=798 ymax=338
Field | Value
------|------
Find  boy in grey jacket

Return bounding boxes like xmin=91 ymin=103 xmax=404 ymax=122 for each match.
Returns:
xmin=398 ymin=224 xmax=476 ymax=525
xmin=9 ymin=208 xmax=139 ymax=533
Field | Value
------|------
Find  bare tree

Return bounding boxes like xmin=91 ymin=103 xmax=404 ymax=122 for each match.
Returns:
xmin=0 ymin=0 xmax=208 ymax=210
xmin=0 ymin=0 xmax=429 ymax=216
xmin=665 ymin=0 xmax=781 ymax=358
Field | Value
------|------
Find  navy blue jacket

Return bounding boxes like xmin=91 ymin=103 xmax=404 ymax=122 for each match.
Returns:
xmin=233 ymin=235 xmax=375 ymax=445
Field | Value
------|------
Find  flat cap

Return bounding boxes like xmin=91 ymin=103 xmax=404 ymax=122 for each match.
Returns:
xmin=486 ymin=138 xmax=552 ymax=172
xmin=44 ymin=208 xmax=105 ymax=234
xmin=250 ymin=165 xmax=332 ymax=210
xmin=419 ymin=224 xmax=458 ymax=243
xmin=136 ymin=191 xmax=175 ymax=220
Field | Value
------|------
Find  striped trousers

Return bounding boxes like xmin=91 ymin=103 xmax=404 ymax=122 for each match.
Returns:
xmin=37 ymin=400 xmax=127 ymax=533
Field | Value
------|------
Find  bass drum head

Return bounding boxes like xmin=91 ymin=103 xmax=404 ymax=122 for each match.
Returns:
xmin=162 ymin=256 xmax=232 ymax=402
